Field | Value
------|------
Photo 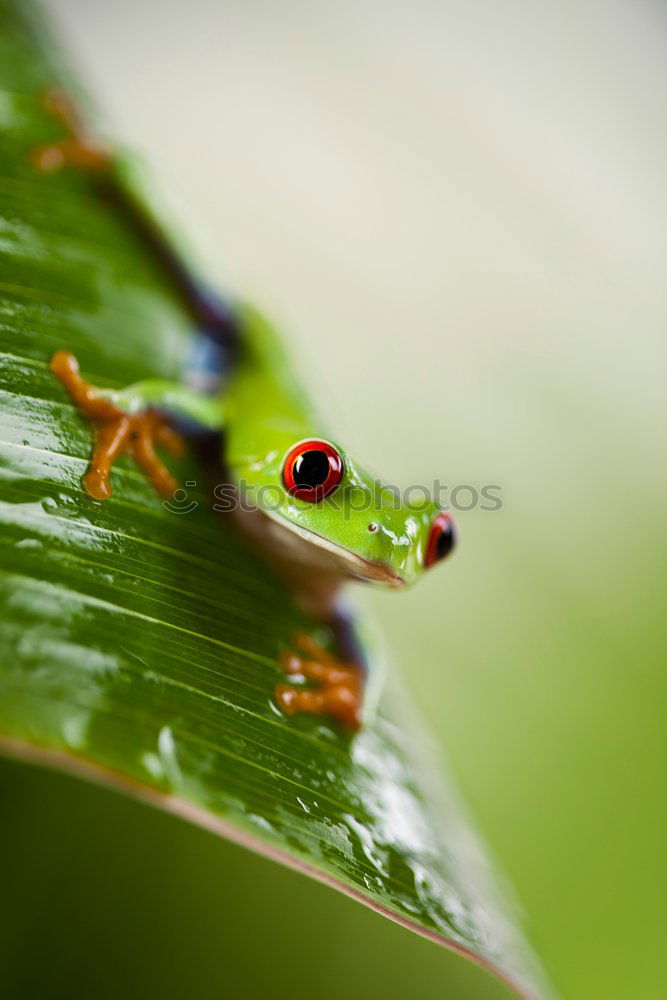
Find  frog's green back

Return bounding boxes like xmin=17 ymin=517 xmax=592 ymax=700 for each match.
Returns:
xmin=225 ymin=304 xmax=323 ymax=472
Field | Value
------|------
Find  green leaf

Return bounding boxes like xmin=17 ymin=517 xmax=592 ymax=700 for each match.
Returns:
xmin=0 ymin=4 xmax=552 ymax=997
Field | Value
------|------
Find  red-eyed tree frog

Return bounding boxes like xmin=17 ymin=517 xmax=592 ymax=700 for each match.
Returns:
xmin=34 ymin=91 xmax=457 ymax=731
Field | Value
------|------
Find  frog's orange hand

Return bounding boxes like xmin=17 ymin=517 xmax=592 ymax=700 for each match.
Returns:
xmin=32 ymin=88 xmax=110 ymax=173
xmin=275 ymin=632 xmax=364 ymax=730
xmin=51 ymin=351 xmax=184 ymax=501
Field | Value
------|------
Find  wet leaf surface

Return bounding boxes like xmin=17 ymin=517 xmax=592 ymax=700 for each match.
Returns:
xmin=0 ymin=4 xmax=552 ymax=997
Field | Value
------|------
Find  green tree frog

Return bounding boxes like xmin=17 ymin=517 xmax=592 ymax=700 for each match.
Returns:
xmin=35 ymin=91 xmax=457 ymax=731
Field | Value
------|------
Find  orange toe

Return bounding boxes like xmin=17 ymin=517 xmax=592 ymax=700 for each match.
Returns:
xmin=275 ymin=637 xmax=364 ymax=731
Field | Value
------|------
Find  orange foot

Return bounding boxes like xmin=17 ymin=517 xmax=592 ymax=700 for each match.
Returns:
xmin=32 ymin=88 xmax=110 ymax=174
xmin=51 ymin=351 xmax=184 ymax=501
xmin=275 ymin=632 xmax=364 ymax=730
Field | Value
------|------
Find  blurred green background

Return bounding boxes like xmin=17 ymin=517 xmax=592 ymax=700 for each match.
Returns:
xmin=2 ymin=1 xmax=665 ymax=998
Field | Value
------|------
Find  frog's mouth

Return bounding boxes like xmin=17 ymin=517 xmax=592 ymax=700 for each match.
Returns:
xmin=262 ymin=510 xmax=405 ymax=587
xmin=314 ymin=537 xmax=405 ymax=587
xmin=346 ymin=553 xmax=405 ymax=587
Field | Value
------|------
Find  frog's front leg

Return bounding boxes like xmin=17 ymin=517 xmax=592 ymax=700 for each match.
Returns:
xmin=275 ymin=625 xmax=366 ymax=731
xmin=51 ymin=351 xmax=224 ymax=500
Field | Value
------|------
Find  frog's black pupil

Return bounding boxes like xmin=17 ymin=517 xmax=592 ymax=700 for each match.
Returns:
xmin=436 ymin=523 xmax=455 ymax=560
xmin=293 ymin=450 xmax=330 ymax=490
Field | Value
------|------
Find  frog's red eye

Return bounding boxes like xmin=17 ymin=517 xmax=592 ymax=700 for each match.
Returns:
xmin=425 ymin=512 xmax=456 ymax=567
xmin=282 ymin=440 xmax=343 ymax=502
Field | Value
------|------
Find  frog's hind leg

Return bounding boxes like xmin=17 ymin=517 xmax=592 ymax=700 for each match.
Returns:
xmin=32 ymin=89 xmax=110 ymax=174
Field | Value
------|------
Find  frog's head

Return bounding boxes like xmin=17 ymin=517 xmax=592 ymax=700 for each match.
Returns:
xmin=239 ymin=437 xmax=456 ymax=587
